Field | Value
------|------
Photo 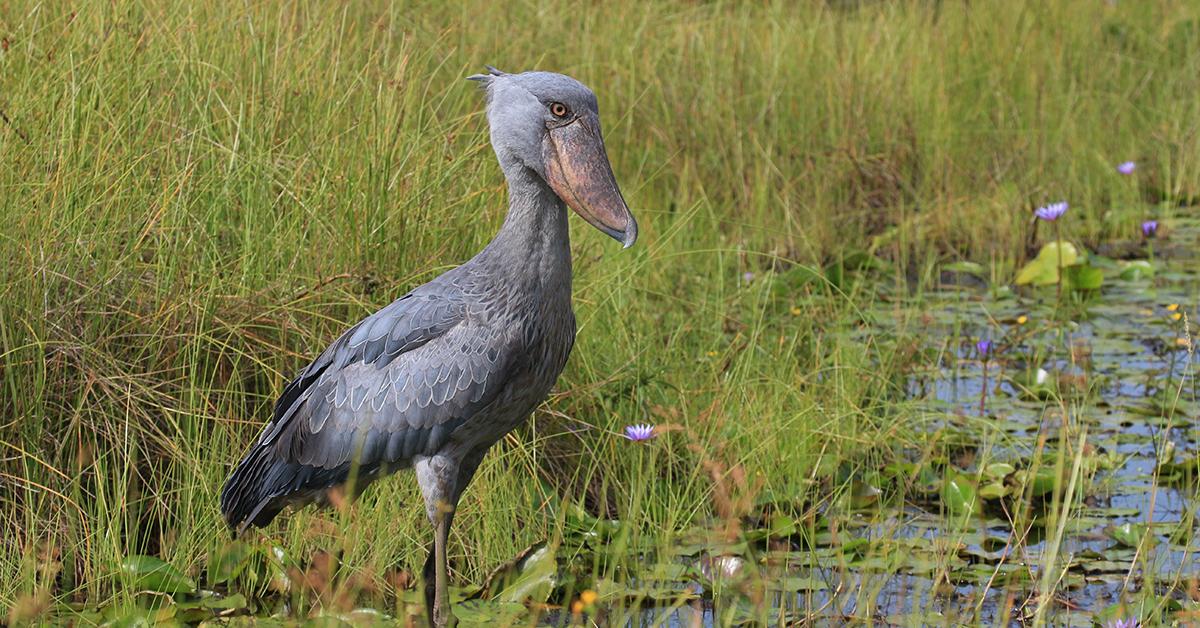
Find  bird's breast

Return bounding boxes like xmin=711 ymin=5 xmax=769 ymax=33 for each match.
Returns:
xmin=516 ymin=288 xmax=577 ymax=383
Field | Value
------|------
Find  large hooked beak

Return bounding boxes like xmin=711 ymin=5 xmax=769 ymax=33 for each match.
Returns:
xmin=543 ymin=115 xmax=638 ymax=248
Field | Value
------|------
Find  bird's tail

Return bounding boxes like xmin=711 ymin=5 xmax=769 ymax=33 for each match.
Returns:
xmin=221 ymin=444 xmax=349 ymax=536
xmin=220 ymin=445 xmax=291 ymax=535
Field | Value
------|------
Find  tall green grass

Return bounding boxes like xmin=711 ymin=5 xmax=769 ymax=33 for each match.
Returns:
xmin=2 ymin=0 xmax=1198 ymax=619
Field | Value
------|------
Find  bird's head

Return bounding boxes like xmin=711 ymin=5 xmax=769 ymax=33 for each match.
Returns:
xmin=469 ymin=66 xmax=637 ymax=248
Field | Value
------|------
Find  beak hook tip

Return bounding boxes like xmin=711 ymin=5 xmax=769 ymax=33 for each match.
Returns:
xmin=621 ymin=220 xmax=638 ymax=249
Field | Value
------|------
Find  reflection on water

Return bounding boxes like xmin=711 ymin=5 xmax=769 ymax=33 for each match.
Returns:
xmin=638 ymin=235 xmax=1198 ymax=626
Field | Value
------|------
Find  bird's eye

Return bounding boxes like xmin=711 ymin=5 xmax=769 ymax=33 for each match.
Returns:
xmin=549 ymin=102 xmax=569 ymax=118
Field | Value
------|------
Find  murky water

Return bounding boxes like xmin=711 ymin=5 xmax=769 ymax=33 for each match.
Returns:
xmin=870 ymin=284 xmax=1197 ymax=624
xmin=635 ymin=231 xmax=1198 ymax=626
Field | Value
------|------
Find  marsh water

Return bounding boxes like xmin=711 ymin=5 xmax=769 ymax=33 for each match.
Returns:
xmin=624 ymin=228 xmax=1199 ymax=626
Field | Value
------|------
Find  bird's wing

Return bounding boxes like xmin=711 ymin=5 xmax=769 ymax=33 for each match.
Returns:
xmin=255 ymin=289 xmax=521 ymax=470
xmin=220 ymin=286 xmax=524 ymax=530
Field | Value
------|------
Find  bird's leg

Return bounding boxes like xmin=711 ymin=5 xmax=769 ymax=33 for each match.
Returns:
xmin=422 ymin=541 xmax=437 ymax=622
xmin=416 ymin=456 xmax=459 ymax=628
xmin=416 ymin=450 xmax=485 ymax=627
xmin=432 ymin=504 xmax=455 ymax=627
xmin=422 ymin=504 xmax=456 ymax=627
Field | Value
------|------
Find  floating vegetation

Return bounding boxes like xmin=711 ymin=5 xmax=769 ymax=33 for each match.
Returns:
xmin=3 ymin=1 xmax=1199 ymax=625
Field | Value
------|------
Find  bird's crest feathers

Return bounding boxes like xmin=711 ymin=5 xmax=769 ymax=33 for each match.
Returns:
xmin=466 ymin=65 xmax=506 ymax=87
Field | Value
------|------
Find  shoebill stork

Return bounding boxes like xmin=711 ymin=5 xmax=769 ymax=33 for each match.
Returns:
xmin=219 ymin=67 xmax=636 ymax=626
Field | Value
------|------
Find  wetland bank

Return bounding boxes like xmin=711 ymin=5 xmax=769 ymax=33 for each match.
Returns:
xmin=1 ymin=1 xmax=1198 ymax=625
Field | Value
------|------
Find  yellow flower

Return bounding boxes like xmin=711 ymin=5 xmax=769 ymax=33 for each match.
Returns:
xmin=706 ymin=350 xmax=718 ymax=357
xmin=790 ymin=306 xmax=802 ymax=316
xmin=1167 ymin=303 xmax=1180 ymax=312
xmin=1176 ymin=337 xmax=1192 ymax=348
xmin=1171 ymin=312 xmax=1183 ymax=321
xmin=570 ymin=600 xmax=584 ymax=614
xmin=580 ymin=589 xmax=598 ymax=606
xmin=1016 ymin=315 xmax=1028 ymax=325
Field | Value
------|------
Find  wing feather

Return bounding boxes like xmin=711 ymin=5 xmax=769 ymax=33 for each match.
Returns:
xmin=261 ymin=289 xmax=520 ymax=470
xmin=222 ymin=283 xmax=525 ymax=531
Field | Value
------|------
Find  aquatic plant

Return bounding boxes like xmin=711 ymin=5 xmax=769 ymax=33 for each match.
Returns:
xmin=1142 ymin=220 xmax=1159 ymax=266
xmin=976 ymin=339 xmax=992 ymax=416
xmin=624 ymin=424 xmax=656 ymax=442
xmin=1034 ymin=201 xmax=1069 ymax=222
xmin=1033 ymin=202 xmax=1071 ymax=304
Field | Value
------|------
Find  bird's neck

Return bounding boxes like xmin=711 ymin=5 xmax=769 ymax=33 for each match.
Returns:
xmin=481 ymin=166 xmax=572 ymax=287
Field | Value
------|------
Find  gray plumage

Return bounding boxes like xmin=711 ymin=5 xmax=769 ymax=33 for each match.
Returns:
xmin=220 ymin=236 xmax=571 ymax=527
xmin=220 ymin=66 xmax=636 ymax=627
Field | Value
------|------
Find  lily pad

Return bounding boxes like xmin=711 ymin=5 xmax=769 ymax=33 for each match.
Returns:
xmin=766 ymin=576 xmax=826 ymax=592
xmin=978 ymin=481 xmax=1009 ymax=500
xmin=1107 ymin=522 xmax=1149 ymax=548
xmin=1157 ymin=455 xmax=1199 ymax=485
xmin=1119 ymin=260 xmax=1155 ymax=280
xmin=838 ymin=537 xmax=871 ymax=557
xmin=175 ymin=593 xmax=249 ymax=623
xmin=983 ymin=463 xmax=1015 ymax=479
xmin=1008 ymin=368 xmax=1056 ymax=399
xmin=1012 ymin=468 xmax=1058 ymax=498
xmin=489 ymin=545 xmax=558 ymax=605
xmin=1015 ymin=241 xmax=1080 ymax=286
xmin=746 ymin=513 xmax=797 ymax=542
xmin=847 ymin=479 xmax=882 ymax=510
xmin=943 ymin=261 xmax=986 ymax=277
xmin=119 ymin=555 xmax=196 ymax=595
xmin=1065 ymin=264 xmax=1104 ymax=291
xmin=102 ymin=606 xmax=175 ymax=627
xmin=454 ymin=600 xmax=527 ymax=625
xmin=208 ymin=541 xmax=253 ymax=585
xmin=942 ymin=473 xmax=978 ymax=518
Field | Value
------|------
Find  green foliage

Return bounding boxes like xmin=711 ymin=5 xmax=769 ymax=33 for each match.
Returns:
xmin=1015 ymin=241 xmax=1083 ymax=286
xmin=487 ymin=545 xmax=558 ymax=605
xmin=941 ymin=472 xmax=979 ymax=518
xmin=1 ymin=0 xmax=1198 ymax=624
xmin=1065 ymin=264 xmax=1105 ymax=291
xmin=1014 ymin=240 xmax=1106 ymax=292
xmin=1107 ymin=522 xmax=1149 ymax=549
xmin=207 ymin=542 xmax=254 ymax=585
xmin=1119 ymin=260 xmax=1156 ymax=281
xmin=118 ymin=556 xmax=196 ymax=595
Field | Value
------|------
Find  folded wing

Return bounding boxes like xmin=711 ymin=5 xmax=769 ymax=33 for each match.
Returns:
xmin=220 ymin=288 xmax=519 ymax=531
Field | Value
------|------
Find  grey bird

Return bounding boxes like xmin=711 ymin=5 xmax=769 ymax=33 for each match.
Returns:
xmin=219 ymin=67 xmax=637 ymax=627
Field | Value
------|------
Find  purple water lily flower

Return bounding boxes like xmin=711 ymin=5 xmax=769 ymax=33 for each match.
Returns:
xmin=976 ymin=340 xmax=992 ymax=358
xmin=1034 ymin=201 xmax=1068 ymax=222
xmin=1103 ymin=616 xmax=1139 ymax=628
xmin=624 ymin=424 xmax=656 ymax=442
xmin=1141 ymin=220 xmax=1158 ymax=238
xmin=1116 ymin=161 xmax=1136 ymax=175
